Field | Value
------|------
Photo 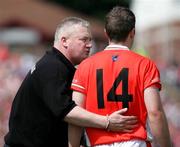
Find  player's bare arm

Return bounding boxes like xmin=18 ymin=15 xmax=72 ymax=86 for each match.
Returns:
xmin=144 ymin=87 xmax=172 ymax=147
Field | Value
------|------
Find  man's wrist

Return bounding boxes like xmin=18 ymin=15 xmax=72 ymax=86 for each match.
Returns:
xmin=105 ymin=115 xmax=110 ymax=131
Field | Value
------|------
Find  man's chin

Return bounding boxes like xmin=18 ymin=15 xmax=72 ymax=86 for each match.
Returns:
xmin=84 ymin=56 xmax=89 ymax=60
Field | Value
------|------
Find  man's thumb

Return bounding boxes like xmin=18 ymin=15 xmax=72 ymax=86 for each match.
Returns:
xmin=117 ymin=108 xmax=128 ymax=114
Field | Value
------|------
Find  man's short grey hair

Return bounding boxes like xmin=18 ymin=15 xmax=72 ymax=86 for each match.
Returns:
xmin=54 ymin=17 xmax=90 ymax=44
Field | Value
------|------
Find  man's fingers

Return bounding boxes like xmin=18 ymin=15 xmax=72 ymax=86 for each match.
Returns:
xmin=122 ymin=115 xmax=137 ymax=120
xmin=125 ymin=124 xmax=139 ymax=129
xmin=125 ymin=119 xmax=138 ymax=125
xmin=108 ymin=108 xmax=139 ymax=132
xmin=122 ymin=115 xmax=138 ymax=123
xmin=121 ymin=129 xmax=134 ymax=133
xmin=113 ymin=109 xmax=138 ymax=122
xmin=110 ymin=123 xmax=139 ymax=132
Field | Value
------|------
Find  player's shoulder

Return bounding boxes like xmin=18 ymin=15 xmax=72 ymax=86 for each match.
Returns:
xmin=131 ymin=51 xmax=153 ymax=64
xmin=80 ymin=50 xmax=104 ymax=65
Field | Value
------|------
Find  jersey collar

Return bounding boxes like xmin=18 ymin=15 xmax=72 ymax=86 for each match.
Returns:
xmin=105 ymin=44 xmax=129 ymax=51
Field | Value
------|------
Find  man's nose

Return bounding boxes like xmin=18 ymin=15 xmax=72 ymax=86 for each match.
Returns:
xmin=86 ymin=41 xmax=92 ymax=48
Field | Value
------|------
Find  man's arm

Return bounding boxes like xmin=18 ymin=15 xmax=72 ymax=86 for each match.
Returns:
xmin=66 ymin=91 xmax=138 ymax=147
xmin=144 ymin=87 xmax=171 ymax=147
xmin=65 ymin=91 xmax=138 ymax=130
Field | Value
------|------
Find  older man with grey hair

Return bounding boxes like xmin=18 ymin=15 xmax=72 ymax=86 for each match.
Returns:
xmin=4 ymin=17 xmax=138 ymax=147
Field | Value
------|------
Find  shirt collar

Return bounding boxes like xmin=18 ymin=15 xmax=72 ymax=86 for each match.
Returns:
xmin=105 ymin=44 xmax=129 ymax=51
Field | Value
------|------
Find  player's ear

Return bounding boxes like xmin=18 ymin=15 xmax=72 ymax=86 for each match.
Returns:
xmin=130 ymin=28 xmax=135 ymax=39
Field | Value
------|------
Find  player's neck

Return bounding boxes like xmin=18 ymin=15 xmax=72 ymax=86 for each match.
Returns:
xmin=109 ymin=42 xmax=128 ymax=48
xmin=109 ymin=40 xmax=132 ymax=49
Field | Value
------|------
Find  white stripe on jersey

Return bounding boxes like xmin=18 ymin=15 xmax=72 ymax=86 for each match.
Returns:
xmin=71 ymin=83 xmax=85 ymax=90
xmin=105 ymin=44 xmax=129 ymax=50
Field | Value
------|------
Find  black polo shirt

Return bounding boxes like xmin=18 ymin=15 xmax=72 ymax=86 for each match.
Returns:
xmin=4 ymin=47 xmax=76 ymax=147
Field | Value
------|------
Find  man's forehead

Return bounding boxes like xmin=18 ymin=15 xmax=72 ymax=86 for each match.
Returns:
xmin=71 ymin=27 xmax=91 ymax=37
xmin=74 ymin=25 xmax=90 ymax=33
xmin=73 ymin=33 xmax=92 ymax=39
xmin=63 ymin=24 xmax=91 ymax=38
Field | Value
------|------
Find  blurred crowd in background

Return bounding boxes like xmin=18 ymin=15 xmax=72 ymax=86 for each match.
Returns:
xmin=0 ymin=44 xmax=43 ymax=145
xmin=0 ymin=41 xmax=180 ymax=147
xmin=0 ymin=0 xmax=180 ymax=147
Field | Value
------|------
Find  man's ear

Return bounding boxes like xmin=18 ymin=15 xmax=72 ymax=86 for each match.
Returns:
xmin=61 ymin=37 xmax=68 ymax=48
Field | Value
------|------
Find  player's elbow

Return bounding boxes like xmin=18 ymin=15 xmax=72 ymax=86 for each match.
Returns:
xmin=148 ymin=109 xmax=164 ymax=121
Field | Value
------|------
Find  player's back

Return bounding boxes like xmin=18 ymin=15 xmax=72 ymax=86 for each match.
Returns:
xmin=84 ymin=47 xmax=149 ymax=115
xmin=72 ymin=46 xmax=161 ymax=146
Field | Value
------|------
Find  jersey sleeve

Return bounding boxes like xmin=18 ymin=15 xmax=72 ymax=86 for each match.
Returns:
xmin=144 ymin=60 xmax=161 ymax=90
xmin=71 ymin=63 xmax=87 ymax=94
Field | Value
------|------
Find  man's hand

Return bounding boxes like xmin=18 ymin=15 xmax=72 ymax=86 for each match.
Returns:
xmin=108 ymin=108 xmax=138 ymax=132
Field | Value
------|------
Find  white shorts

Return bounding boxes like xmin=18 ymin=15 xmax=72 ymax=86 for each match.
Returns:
xmin=93 ymin=140 xmax=147 ymax=147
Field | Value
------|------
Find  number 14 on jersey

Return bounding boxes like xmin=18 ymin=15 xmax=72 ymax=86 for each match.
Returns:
xmin=96 ymin=68 xmax=133 ymax=109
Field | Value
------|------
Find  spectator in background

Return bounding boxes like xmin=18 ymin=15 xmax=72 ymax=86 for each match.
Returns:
xmin=4 ymin=17 xmax=138 ymax=147
xmin=69 ymin=7 xmax=171 ymax=147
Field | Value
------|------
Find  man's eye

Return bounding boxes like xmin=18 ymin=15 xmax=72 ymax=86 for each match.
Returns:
xmin=80 ymin=38 xmax=92 ymax=43
xmin=80 ymin=38 xmax=87 ymax=42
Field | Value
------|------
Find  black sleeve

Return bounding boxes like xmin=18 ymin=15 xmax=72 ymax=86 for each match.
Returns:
xmin=34 ymin=61 xmax=76 ymax=120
